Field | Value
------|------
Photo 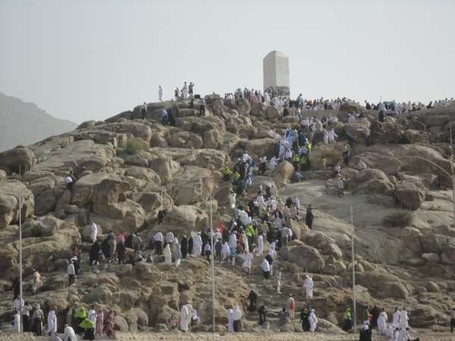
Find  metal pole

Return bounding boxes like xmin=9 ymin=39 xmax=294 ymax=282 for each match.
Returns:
xmin=350 ymin=182 xmax=357 ymax=330
xmin=450 ymin=122 xmax=455 ymax=230
xmin=351 ymin=205 xmax=357 ymax=330
xmin=210 ymin=197 xmax=216 ymax=332
xmin=19 ymin=194 xmax=23 ymax=333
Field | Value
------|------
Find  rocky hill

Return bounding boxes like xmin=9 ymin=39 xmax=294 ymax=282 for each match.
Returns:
xmin=0 ymin=95 xmax=454 ymax=339
xmin=0 ymin=92 xmax=77 ymax=152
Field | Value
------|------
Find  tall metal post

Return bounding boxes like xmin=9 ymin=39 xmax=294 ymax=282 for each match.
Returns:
xmin=19 ymin=195 xmax=23 ymax=333
xmin=450 ymin=122 xmax=455 ymax=230
xmin=351 ymin=205 xmax=357 ymax=330
xmin=209 ymin=197 xmax=216 ymax=332
xmin=349 ymin=181 xmax=357 ymax=330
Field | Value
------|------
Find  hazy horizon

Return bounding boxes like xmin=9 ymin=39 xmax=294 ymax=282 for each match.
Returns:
xmin=1 ymin=0 xmax=454 ymax=123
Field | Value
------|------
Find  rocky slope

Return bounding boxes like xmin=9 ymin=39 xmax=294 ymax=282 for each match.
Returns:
xmin=0 ymin=96 xmax=454 ymax=337
xmin=0 ymin=92 xmax=77 ymax=152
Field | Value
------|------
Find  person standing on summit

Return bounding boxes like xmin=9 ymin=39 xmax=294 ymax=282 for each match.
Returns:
xmin=158 ymin=85 xmax=163 ymax=101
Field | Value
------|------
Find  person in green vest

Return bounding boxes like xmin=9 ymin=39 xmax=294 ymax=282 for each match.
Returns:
xmin=342 ymin=306 xmax=353 ymax=331
xmin=74 ymin=305 xmax=88 ymax=334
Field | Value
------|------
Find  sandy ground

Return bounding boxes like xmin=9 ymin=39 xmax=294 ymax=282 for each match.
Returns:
xmin=1 ymin=331 xmax=454 ymax=341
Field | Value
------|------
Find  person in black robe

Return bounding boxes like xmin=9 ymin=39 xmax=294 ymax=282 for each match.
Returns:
xmin=157 ymin=210 xmax=167 ymax=224
xmin=101 ymin=234 xmax=115 ymax=261
xmin=359 ymin=322 xmax=372 ymax=341
xmin=300 ymin=307 xmax=311 ymax=332
xmin=258 ymin=305 xmax=267 ymax=325
xmin=247 ymin=290 xmax=258 ymax=312
xmin=369 ymin=305 xmax=379 ymax=329
xmin=117 ymin=242 xmax=126 ymax=264
xmin=305 ymin=205 xmax=314 ymax=229
xmin=180 ymin=236 xmax=188 ymax=259
xmin=188 ymin=236 xmax=193 ymax=256
xmin=10 ymin=276 xmax=20 ymax=299
xmin=214 ymin=239 xmax=222 ymax=261
xmin=89 ymin=241 xmax=101 ymax=265
xmin=236 ymin=180 xmax=245 ymax=197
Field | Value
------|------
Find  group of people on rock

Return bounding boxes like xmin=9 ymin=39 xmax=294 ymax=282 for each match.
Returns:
xmin=10 ymin=293 xmax=116 ymax=340
xmin=243 ymin=288 xmax=319 ymax=333
xmin=357 ymin=305 xmax=420 ymax=341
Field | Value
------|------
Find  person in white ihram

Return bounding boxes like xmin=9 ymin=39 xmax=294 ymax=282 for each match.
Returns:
xmin=276 ymin=268 xmax=282 ymax=294
xmin=63 ymin=324 xmax=77 ymax=341
xmin=47 ymin=308 xmax=57 ymax=337
xmin=303 ymin=274 xmax=314 ymax=300
xmin=158 ymin=85 xmax=163 ymax=101
xmin=399 ymin=307 xmax=409 ymax=329
xmin=179 ymin=302 xmax=193 ymax=332
xmin=163 ymin=244 xmax=172 ymax=264
xmin=309 ymin=308 xmax=318 ymax=332
xmin=228 ymin=192 xmax=236 ymax=209
xmin=191 ymin=232 xmax=202 ymax=257
xmin=256 ymin=232 xmax=264 ymax=256
xmin=392 ymin=307 xmax=401 ymax=327
xmin=89 ymin=221 xmax=98 ymax=243
xmin=221 ymin=241 xmax=230 ymax=262
xmin=377 ymin=308 xmax=388 ymax=335
xmin=227 ymin=308 xmax=234 ymax=333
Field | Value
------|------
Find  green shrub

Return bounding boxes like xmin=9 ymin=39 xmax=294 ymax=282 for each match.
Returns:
xmin=383 ymin=211 xmax=413 ymax=227
xmin=125 ymin=138 xmax=145 ymax=155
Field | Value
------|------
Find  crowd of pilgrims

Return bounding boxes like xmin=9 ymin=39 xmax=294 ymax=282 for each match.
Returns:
xmin=12 ymin=85 xmax=451 ymax=339
xmin=223 ymin=87 xmax=453 ymax=118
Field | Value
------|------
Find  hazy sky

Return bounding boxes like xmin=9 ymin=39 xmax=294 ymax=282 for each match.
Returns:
xmin=1 ymin=0 xmax=454 ymax=123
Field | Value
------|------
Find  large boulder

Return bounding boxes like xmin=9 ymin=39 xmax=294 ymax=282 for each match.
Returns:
xmin=0 ymin=146 xmax=36 ymax=174
xmin=0 ymin=181 xmax=34 ymax=229
xmin=355 ymin=272 xmax=409 ymax=299
xmin=274 ymin=161 xmax=295 ymax=183
xmin=161 ymin=205 xmax=208 ymax=235
xmin=280 ymin=240 xmax=325 ymax=272
xmin=353 ymin=169 xmax=394 ymax=194
xmin=103 ymin=121 xmax=153 ymax=142
xmin=167 ymin=130 xmax=203 ymax=149
xmin=344 ymin=121 xmax=371 ymax=143
xmin=395 ymin=180 xmax=426 ymax=210
xmin=204 ymin=94 xmax=224 ymax=115
xmin=125 ymin=166 xmax=161 ymax=184
xmin=148 ymin=156 xmax=180 ymax=185
xmin=33 ymin=139 xmax=117 ymax=174
xmin=355 ymin=152 xmax=401 ymax=175
xmin=245 ymin=138 xmax=275 ymax=159
xmin=168 ymin=166 xmax=215 ymax=206
xmin=71 ymin=172 xmax=109 ymax=206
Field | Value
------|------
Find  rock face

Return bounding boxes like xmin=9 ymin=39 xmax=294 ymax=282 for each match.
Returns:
xmin=0 ymin=146 xmax=36 ymax=174
xmin=0 ymin=96 xmax=454 ymax=334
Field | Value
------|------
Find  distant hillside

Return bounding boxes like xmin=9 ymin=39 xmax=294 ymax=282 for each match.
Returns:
xmin=0 ymin=92 xmax=77 ymax=151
